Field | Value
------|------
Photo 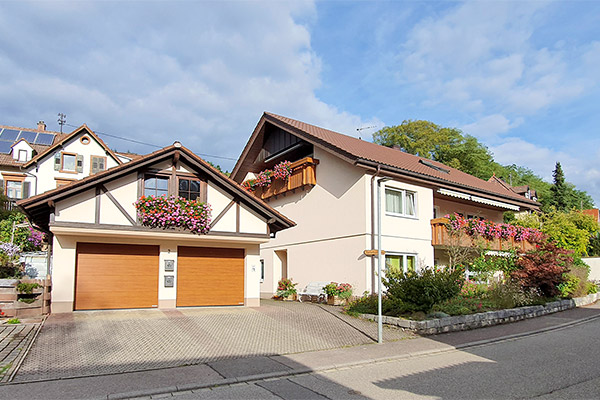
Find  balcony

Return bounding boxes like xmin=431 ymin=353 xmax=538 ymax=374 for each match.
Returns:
xmin=431 ymin=217 xmax=537 ymax=252
xmin=253 ymin=157 xmax=318 ymax=201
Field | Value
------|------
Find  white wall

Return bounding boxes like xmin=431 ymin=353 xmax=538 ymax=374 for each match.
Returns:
xmin=50 ymin=231 xmax=263 ymax=312
xmin=32 ymin=133 xmax=120 ymax=195
xmin=585 ymin=257 xmax=600 ymax=281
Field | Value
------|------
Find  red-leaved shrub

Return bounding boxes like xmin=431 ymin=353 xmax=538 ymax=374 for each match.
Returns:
xmin=511 ymin=241 xmax=572 ymax=297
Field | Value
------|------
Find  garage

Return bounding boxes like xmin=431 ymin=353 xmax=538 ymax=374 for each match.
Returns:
xmin=177 ymin=246 xmax=244 ymax=307
xmin=75 ymin=243 xmax=159 ymax=310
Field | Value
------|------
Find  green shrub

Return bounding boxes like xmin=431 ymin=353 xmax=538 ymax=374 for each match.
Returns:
xmin=557 ymin=274 xmax=580 ymax=298
xmin=346 ymin=294 xmax=415 ymax=316
xmin=431 ymin=297 xmax=494 ymax=316
xmin=384 ymin=267 xmax=464 ymax=312
xmin=485 ymin=280 xmax=543 ymax=309
xmin=586 ymin=282 xmax=598 ymax=294
xmin=16 ymin=282 xmax=41 ymax=294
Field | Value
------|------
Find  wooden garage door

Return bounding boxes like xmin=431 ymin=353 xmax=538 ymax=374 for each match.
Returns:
xmin=177 ymin=247 xmax=244 ymax=307
xmin=75 ymin=243 xmax=159 ymax=310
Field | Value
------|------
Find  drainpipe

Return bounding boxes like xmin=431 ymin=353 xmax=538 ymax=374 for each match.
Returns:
xmin=370 ymin=164 xmax=381 ymax=294
xmin=19 ymin=166 xmax=38 ymax=198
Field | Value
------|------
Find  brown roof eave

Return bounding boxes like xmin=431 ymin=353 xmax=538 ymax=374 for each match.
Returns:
xmin=356 ymin=159 xmax=540 ymax=211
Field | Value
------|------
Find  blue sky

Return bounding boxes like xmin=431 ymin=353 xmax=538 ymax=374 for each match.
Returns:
xmin=1 ymin=1 xmax=599 ymax=204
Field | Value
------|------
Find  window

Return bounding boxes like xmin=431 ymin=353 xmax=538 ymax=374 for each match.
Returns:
xmin=144 ymin=176 xmax=169 ymax=197
xmin=178 ymin=178 xmax=201 ymax=200
xmin=17 ymin=149 xmax=28 ymax=162
xmin=62 ymin=153 xmax=76 ymax=171
xmin=385 ymin=188 xmax=416 ymax=217
xmin=55 ymin=152 xmax=83 ymax=173
xmin=91 ymin=156 xmax=107 ymax=174
xmin=385 ymin=254 xmax=417 ymax=275
xmin=6 ymin=181 xmax=22 ymax=199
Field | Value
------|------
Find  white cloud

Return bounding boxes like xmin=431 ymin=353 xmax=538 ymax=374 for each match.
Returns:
xmin=491 ymin=138 xmax=600 ymax=205
xmin=398 ymin=2 xmax=589 ymax=116
xmin=461 ymin=114 xmax=522 ymax=138
xmin=0 ymin=1 xmax=372 ymax=167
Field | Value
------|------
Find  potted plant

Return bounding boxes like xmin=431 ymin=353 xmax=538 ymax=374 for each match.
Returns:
xmin=323 ymin=282 xmax=353 ymax=306
xmin=276 ymin=278 xmax=298 ymax=301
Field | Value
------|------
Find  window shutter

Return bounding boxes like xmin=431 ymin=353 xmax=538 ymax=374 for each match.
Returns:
xmin=54 ymin=153 xmax=61 ymax=171
xmin=76 ymin=155 xmax=84 ymax=173
xmin=91 ymin=158 xmax=99 ymax=174
xmin=0 ymin=180 xmax=4 ymax=195
xmin=23 ymin=182 xmax=30 ymax=199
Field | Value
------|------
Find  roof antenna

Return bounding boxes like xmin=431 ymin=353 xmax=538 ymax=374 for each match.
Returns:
xmin=57 ymin=113 xmax=67 ymax=133
xmin=356 ymin=125 xmax=377 ymax=140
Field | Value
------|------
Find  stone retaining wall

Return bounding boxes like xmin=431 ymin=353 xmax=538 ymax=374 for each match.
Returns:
xmin=360 ymin=292 xmax=600 ymax=335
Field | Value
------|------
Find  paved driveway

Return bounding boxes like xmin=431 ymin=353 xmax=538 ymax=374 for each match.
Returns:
xmin=13 ymin=300 xmax=412 ymax=382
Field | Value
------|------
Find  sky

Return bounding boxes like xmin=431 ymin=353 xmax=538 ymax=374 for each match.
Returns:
xmin=0 ymin=1 xmax=599 ymax=205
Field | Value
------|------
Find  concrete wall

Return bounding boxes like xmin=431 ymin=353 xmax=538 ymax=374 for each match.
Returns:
xmin=584 ymin=257 xmax=600 ymax=281
xmin=260 ymin=147 xmax=371 ymax=296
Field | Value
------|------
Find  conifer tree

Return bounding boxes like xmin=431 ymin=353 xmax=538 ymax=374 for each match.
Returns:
xmin=550 ymin=162 xmax=568 ymax=211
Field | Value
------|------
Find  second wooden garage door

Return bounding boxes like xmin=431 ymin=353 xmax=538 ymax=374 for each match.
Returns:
xmin=75 ymin=243 xmax=159 ymax=310
xmin=177 ymin=246 xmax=244 ymax=307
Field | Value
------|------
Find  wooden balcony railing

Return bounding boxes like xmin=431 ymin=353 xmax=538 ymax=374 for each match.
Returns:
xmin=254 ymin=157 xmax=318 ymax=200
xmin=431 ymin=217 xmax=536 ymax=252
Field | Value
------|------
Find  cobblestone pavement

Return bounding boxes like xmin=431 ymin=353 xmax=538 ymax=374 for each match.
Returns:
xmin=13 ymin=300 xmax=413 ymax=382
xmin=0 ymin=322 xmax=41 ymax=382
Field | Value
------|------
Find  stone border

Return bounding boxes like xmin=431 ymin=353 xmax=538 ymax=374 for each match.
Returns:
xmin=359 ymin=292 xmax=600 ymax=335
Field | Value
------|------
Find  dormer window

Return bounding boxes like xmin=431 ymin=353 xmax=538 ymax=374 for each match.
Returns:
xmin=17 ymin=149 xmax=28 ymax=162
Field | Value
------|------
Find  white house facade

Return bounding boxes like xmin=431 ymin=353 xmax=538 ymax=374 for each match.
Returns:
xmin=231 ymin=113 xmax=541 ymax=297
xmin=0 ymin=122 xmax=124 ymax=204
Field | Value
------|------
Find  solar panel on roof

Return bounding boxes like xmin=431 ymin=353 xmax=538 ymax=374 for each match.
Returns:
xmin=18 ymin=131 xmax=36 ymax=143
xmin=34 ymin=133 xmax=55 ymax=145
xmin=0 ymin=141 xmax=13 ymax=154
xmin=0 ymin=129 xmax=19 ymax=141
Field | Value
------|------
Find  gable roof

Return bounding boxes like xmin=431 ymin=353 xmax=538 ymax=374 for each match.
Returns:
xmin=18 ymin=142 xmax=295 ymax=234
xmin=232 ymin=112 xmax=540 ymax=210
xmin=22 ymin=124 xmax=122 ymax=168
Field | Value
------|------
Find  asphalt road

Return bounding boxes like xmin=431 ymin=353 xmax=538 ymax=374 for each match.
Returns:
xmin=170 ymin=317 xmax=600 ymax=399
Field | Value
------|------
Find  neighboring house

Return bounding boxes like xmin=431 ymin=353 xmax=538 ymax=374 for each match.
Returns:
xmin=512 ymin=185 xmax=538 ymax=201
xmin=18 ymin=142 xmax=294 ymax=313
xmin=231 ymin=112 xmax=541 ymax=297
xmin=583 ymin=209 xmax=600 ymax=223
xmin=0 ymin=121 xmax=125 ymax=205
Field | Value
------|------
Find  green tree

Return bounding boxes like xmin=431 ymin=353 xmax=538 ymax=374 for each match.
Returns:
xmin=516 ymin=210 xmax=599 ymax=256
xmin=550 ymin=162 xmax=568 ymax=211
xmin=373 ymin=121 xmax=496 ymax=179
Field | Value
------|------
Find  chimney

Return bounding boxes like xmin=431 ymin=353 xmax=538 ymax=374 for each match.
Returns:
xmin=37 ymin=121 xmax=46 ymax=131
xmin=392 ymin=145 xmax=403 ymax=151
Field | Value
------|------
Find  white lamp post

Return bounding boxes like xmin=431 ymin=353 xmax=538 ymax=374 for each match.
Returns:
xmin=376 ymin=177 xmax=390 ymax=344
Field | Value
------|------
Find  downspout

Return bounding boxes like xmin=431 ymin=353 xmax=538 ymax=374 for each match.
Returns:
xmin=370 ymin=164 xmax=381 ymax=293
xmin=19 ymin=164 xmax=38 ymax=198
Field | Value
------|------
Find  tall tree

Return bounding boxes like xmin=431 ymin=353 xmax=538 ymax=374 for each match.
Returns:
xmin=550 ymin=162 xmax=568 ymax=211
xmin=372 ymin=121 xmax=496 ymax=179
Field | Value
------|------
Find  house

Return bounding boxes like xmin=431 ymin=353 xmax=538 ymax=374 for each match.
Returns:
xmin=18 ymin=142 xmax=294 ymax=312
xmin=0 ymin=121 xmax=127 ymax=205
xmin=231 ymin=112 xmax=541 ymax=297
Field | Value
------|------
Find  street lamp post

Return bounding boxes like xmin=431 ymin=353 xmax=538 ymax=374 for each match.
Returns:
xmin=376 ymin=177 xmax=390 ymax=344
